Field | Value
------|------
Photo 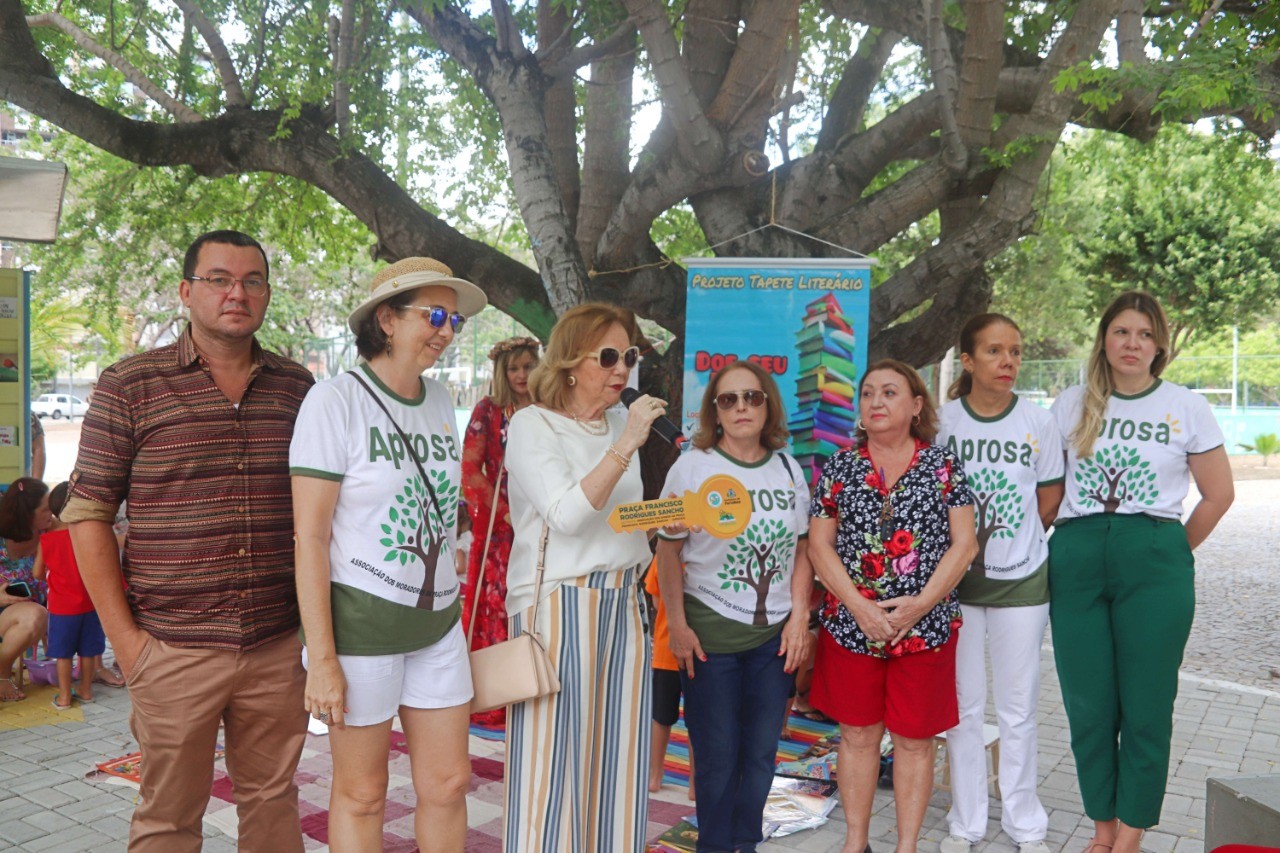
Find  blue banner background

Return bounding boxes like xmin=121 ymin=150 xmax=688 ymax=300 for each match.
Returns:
xmin=682 ymin=260 xmax=872 ymax=485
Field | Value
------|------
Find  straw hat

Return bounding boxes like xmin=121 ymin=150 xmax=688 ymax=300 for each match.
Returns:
xmin=346 ymin=257 xmax=488 ymax=334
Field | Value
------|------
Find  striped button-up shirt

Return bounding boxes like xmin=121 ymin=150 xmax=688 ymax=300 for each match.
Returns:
xmin=62 ymin=326 xmax=315 ymax=650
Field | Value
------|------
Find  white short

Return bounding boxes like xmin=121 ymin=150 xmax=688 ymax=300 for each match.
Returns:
xmin=302 ymin=620 xmax=474 ymax=727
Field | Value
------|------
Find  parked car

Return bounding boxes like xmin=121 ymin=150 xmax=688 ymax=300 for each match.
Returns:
xmin=32 ymin=393 xmax=86 ymax=420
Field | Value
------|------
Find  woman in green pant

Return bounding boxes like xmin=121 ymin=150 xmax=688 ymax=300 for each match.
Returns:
xmin=1049 ymin=291 xmax=1233 ymax=853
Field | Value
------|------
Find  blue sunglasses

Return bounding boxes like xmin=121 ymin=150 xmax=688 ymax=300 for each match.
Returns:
xmin=401 ymin=304 xmax=466 ymax=332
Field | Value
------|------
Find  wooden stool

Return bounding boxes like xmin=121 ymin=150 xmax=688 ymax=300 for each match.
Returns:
xmin=934 ymin=723 xmax=1000 ymax=798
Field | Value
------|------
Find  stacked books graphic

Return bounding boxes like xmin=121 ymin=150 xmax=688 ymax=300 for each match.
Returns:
xmin=789 ymin=293 xmax=858 ymax=486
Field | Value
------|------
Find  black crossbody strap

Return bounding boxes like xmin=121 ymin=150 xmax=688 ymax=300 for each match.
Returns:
xmin=348 ymin=369 xmax=446 ymax=530
xmin=778 ymin=451 xmax=795 ymax=481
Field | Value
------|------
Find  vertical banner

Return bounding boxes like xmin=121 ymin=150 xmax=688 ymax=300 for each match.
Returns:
xmin=0 ymin=268 xmax=29 ymax=484
xmin=681 ymin=257 xmax=873 ymax=486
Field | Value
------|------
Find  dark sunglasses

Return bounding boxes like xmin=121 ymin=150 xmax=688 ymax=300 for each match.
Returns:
xmin=714 ymin=390 xmax=768 ymax=410
xmin=401 ymin=304 xmax=466 ymax=332
xmin=586 ymin=346 xmax=641 ymax=369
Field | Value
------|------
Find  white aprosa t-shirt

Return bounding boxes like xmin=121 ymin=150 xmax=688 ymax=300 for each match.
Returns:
xmin=290 ymin=365 xmax=461 ymax=654
xmin=938 ymin=395 xmax=1063 ymax=580
xmin=1051 ymin=379 xmax=1224 ymax=522
xmin=657 ymin=448 xmax=811 ymax=627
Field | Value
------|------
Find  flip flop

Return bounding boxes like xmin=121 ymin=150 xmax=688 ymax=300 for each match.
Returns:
xmin=0 ymin=677 xmax=25 ymax=702
xmin=51 ymin=695 xmax=73 ymax=711
xmin=71 ymin=688 xmax=94 ymax=704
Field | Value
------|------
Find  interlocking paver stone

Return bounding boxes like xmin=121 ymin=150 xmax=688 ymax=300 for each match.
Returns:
xmin=2 ymin=470 xmax=1277 ymax=852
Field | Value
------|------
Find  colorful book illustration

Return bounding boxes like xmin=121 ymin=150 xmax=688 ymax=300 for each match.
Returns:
xmin=791 ymin=293 xmax=858 ymax=486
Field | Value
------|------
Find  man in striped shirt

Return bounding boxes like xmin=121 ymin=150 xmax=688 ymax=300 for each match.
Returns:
xmin=64 ymin=230 xmax=315 ymax=853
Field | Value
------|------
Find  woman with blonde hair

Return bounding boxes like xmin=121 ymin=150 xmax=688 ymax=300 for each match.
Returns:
xmin=502 ymin=302 xmax=668 ymax=852
xmin=461 ymin=335 xmax=540 ymax=727
xmin=808 ymin=359 xmax=976 ymax=853
xmin=1049 ymin=291 xmax=1233 ymax=853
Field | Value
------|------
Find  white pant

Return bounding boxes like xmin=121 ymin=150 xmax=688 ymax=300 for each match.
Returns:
xmin=945 ymin=602 xmax=1049 ymax=843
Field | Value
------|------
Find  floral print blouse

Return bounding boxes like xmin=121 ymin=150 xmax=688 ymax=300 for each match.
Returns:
xmin=811 ymin=440 xmax=973 ymax=658
xmin=0 ymin=538 xmax=45 ymax=606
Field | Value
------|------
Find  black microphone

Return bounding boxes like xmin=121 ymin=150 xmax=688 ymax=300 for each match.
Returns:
xmin=620 ymin=388 xmax=687 ymax=448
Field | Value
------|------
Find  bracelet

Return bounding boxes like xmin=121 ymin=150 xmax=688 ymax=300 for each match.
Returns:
xmin=605 ymin=444 xmax=631 ymax=472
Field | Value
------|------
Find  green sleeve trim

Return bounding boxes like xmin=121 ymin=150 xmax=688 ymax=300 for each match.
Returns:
xmin=290 ymin=466 xmax=344 ymax=482
xmin=1187 ymin=442 xmax=1224 ymax=456
xmin=1037 ymin=476 xmax=1064 ymax=487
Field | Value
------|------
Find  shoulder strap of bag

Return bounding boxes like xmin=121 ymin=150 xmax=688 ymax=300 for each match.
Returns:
xmin=467 ymin=415 xmax=508 ymax=648
xmin=348 ymin=369 xmax=446 ymax=534
xmin=465 ymin=406 xmax=553 ymax=649
xmin=778 ymin=451 xmax=795 ymax=481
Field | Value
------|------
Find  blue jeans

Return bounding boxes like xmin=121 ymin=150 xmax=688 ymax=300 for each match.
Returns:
xmin=680 ymin=632 xmax=794 ymax=853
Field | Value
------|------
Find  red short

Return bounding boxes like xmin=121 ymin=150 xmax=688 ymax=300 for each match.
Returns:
xmin=809 ymin=627 xmax=959 ymax=739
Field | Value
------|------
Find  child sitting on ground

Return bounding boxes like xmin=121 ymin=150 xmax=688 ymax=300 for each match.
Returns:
xmin=32 ymin=482 xmax=104 ymax=708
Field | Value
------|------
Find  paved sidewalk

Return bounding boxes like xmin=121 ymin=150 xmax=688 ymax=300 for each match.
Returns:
xmin=2 ymin=647 xmax=1277 ymax=852
xmin=3 ymin=476 xmax=1278 ymax=852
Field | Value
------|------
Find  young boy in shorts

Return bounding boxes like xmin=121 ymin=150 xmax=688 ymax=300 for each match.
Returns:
xmin=32 ymin=482 xmax=103 ymax=708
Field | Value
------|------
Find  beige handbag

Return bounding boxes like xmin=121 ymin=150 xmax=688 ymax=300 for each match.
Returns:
xmin=467 ymin=465 xmax=560 ymax=713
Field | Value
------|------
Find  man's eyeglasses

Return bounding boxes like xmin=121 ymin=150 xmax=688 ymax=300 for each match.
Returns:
xmin=401 ymin=304 xmax=467 ymax=332
xmin=714 ymin=390 xmax=768 ymax=410
xmin=586 ymin=346 xmax=641 ymax=370
xmin=188 ymin=275 xmax=269 ymax=296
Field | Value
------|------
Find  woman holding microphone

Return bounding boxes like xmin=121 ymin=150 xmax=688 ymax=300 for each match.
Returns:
xmin=502 ymin=303 xmax=667 ymax=853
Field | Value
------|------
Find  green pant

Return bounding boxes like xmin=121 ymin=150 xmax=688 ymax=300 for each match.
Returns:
xmin=1048 ymin=513 xmax=1195 ymax=829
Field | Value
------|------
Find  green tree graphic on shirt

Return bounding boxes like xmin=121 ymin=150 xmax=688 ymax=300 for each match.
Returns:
xmin=379 ymin=470 xmax=458 ymax=610
xmin=969 ymin=468 xmax=1025 ymax=576
xmin=719 ymin=518 xmax=794 ymax=627
xmin=1074 ymin=444 xmax=1158 ymax=513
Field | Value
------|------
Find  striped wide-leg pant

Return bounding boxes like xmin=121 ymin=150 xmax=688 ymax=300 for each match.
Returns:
xmin=503 ymin=565 xmax=652 ymax=853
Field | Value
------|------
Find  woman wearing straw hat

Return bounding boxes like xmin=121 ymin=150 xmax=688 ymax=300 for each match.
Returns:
xmin=291 ymin=257 xmax=486 ymax=852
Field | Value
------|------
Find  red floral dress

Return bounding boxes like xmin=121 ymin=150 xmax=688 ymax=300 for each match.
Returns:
xmin=461 ymin=396 xmax=515 ymax=725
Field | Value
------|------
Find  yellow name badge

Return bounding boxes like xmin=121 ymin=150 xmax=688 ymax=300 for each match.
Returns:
xmin=607 ymin=474 xmax=752 ymax=539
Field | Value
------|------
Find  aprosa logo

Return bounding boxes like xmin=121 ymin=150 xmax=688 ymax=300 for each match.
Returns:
xmin=706 ymin=491 xmax=724 ymax=508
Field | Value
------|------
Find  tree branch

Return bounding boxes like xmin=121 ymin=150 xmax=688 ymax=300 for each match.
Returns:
xmin=492 ymin=0 xmax=529 ymax=58
xmin=816 ymin=28 xmax=900 ymax=152
xmin=577 ymin=48 xmax=635 ymax=266
xmin=706 ymin=0 xmax=801 ymax=128
xmin=25 ymin=12 xmax=202 ymax=122
xmin=543 ymin=23 xmax=637 ymax=82
xmin=402 ymin=1 xmax=494 ymax=84
xmin=172 ymin=0 xmax=246 ymax=108
xmin=824 ymin=0 xmax=925 ymax=43
xmin=333 ymin=0 xmax=356 ymax=138
xmin=924 ymin=0 xmax=967 ymax=176
xmin=622 ymin=0 xmax=723 ymax=169
xmin=539 ymin=0 xmax=579 ymax=229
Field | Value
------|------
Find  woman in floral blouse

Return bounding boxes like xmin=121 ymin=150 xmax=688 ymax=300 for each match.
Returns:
xmin=0 ymin=478 xmax=53 ymax=702
xmin=461 ymin=336 xmax=539 ymax=726
xmin=808 ymin=359 xmax=977 ymax=853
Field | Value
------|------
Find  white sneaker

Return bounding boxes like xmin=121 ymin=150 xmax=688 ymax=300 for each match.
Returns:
xmin=1018 ymin=842 xmax=1051 ymax=853
xmin=940 ymin=837 xmax=973 ymax=853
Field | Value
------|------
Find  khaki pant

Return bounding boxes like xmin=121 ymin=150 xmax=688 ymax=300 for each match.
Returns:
xmin=126 ymin=631 xmax=308 ymax=852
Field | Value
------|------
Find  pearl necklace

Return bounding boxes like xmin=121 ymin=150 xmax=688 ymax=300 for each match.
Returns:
xmin=568 ymin=410 xmax=609 ymax=436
